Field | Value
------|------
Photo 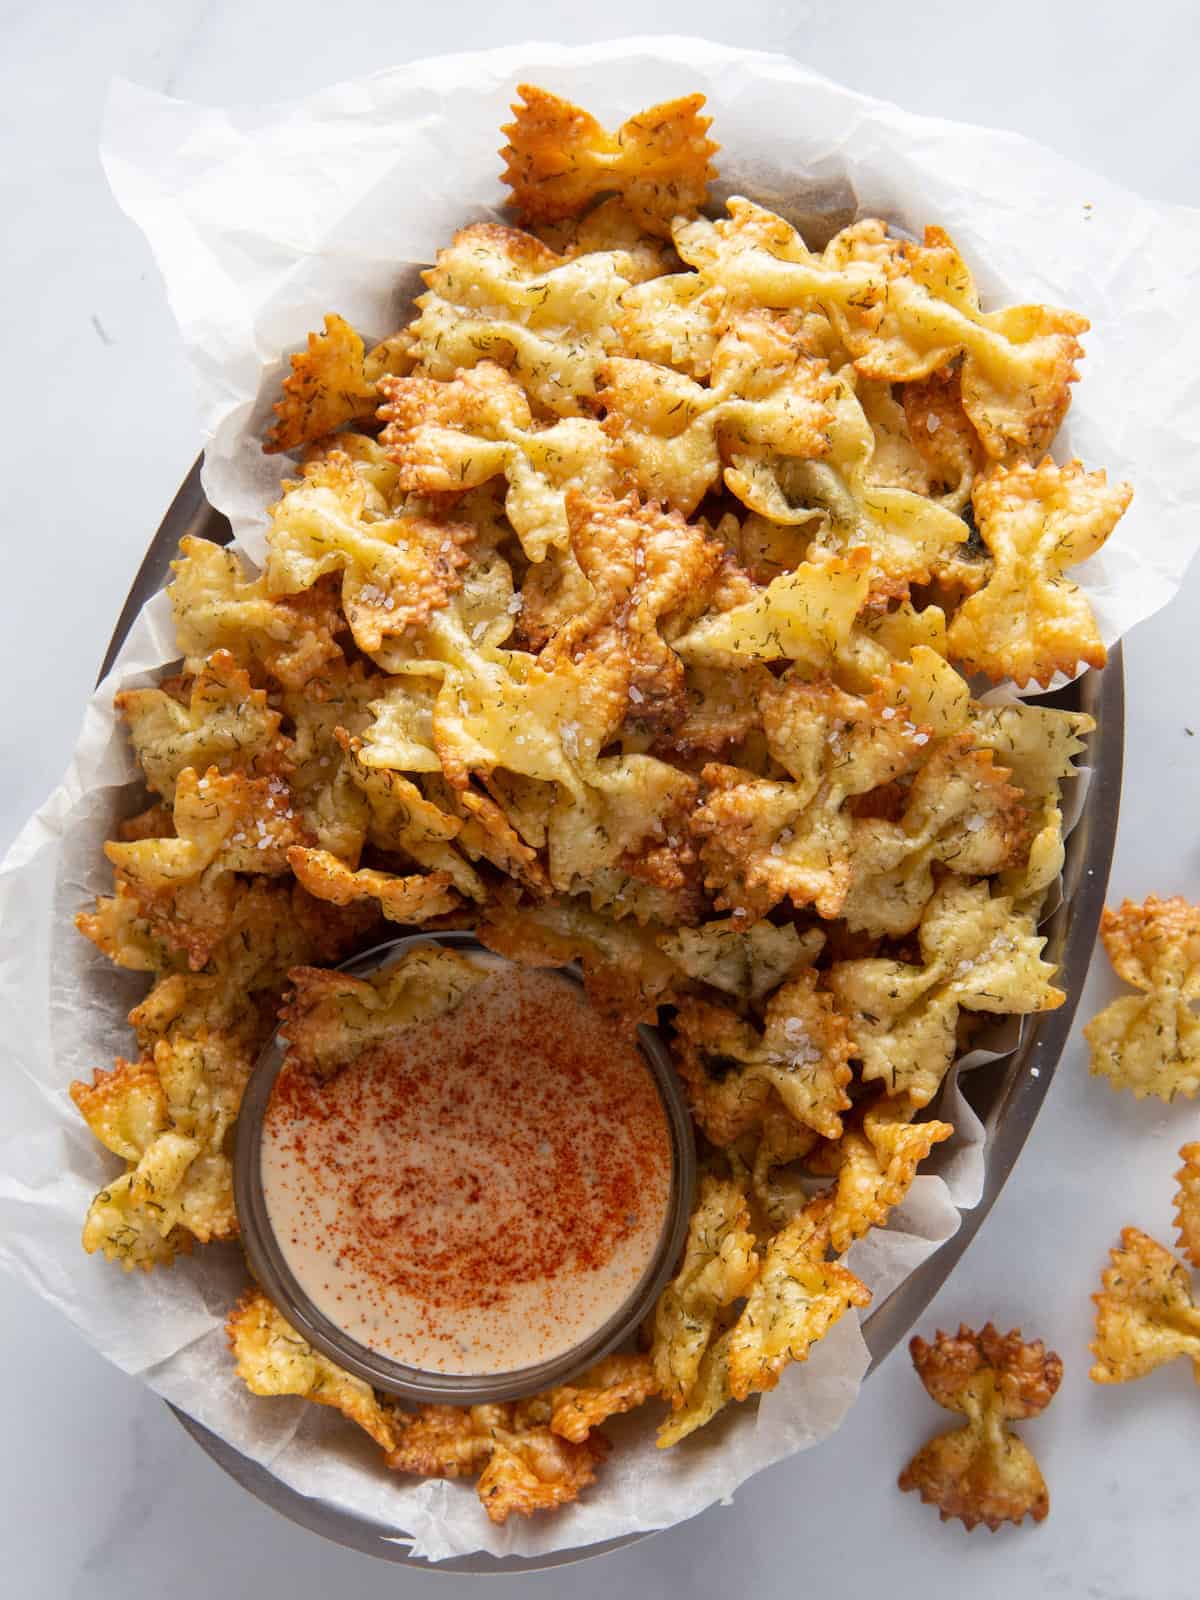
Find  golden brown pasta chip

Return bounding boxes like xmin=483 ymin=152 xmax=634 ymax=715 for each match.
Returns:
xmin=264 ymin=313 xmax=377 ymax=455
xmin=1175 ymin=1144 xmax=1200 ymax=1269
xmin=501 ymin=85 xmax=718 ymax=234
xmin=1085 ymin=895 xmax=1200 ymax=1101
xmin=900 ymin=1322 xmax=1061 ymax=1531
xmin=1090 ymin=1226 xmax=1200 ymax=1384
xmin=227 ymin=1288 xmax=398 ymax=1449
xmin=947 ymin=458 xmax=1131 ymax=688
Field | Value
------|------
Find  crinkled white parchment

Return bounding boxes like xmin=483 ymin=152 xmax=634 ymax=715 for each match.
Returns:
xmin=1 ymin=36 xmax=1197 ymax=1564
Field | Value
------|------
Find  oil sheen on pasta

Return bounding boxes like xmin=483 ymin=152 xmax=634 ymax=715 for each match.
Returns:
xmin=260 ymin=963 xmax=672 ymax=1375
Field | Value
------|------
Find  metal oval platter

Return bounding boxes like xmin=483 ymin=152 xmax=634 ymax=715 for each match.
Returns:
xmin=101 ymin=459 xmax=1124 ymax=1574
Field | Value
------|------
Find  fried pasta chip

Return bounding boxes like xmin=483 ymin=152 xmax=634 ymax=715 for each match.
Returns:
xmin=651 ymin=1176 xmax=759 ymax=1412
xmin=810 ymin=1095 xmax=954 ymax=1255
xmin=501 ymin=85 xmax=718 ymax=234
xmin=690 ymin=675 xmax=933 ymax=921
xmin=545 ymin=753 xmax=697 ymax=894
xmin=264 ymin=313 xmax=378 ymax=454
xmin=1085 ymin=896 xmax=1200 ymax=1101
xmin=673 ymin=550 xmax=869 ymax=671
xmin=266 ymin=454 xmax=475 ymax=657
xmin=70 ymin=1058 xmax=166 ymax=1164
xmin=672 ymin=971 xmax=853 ymax=1144
xmin=286 ymin=847 xmax=459 ymax=925
xmin=544 ymin=490 xmax=725 ymax=731
xmin=1089 ymin=1227 xmax=1200 ymax=1383
xmin=106 ymin=763 xmax=303 ymax=889
xmin=72 ymin=1056 xmax=238 ymax=1269
xmin=1175 ymin=1145 xmax=1200 ymax=1269
xmin=947 ymin=459 xmax=1131 ymax=687
xmin=378 ymin=362 xmax=621 ymax=563
xmin=227 ymin=1288 xmax=398 ymax=1449
xmin=657 ymin=1194 xmax=869 ymax=1446
xmin=836 ymin=736 xmax=1028 ymax=939
xmin=477 ymin=893 xmax=679 ymax=1024
xmin=599 ymin=312 xmax=835 ymax=517
xmin=899 ymin=365 xmax=984 ymax=510
xmin=967 ymin=702 xmax=1093 ymax=908
xmin=407 ymin=222 xmax=653 ymax=417
xmin=729 ymin=369 xmax=971 ymax=595
xmin=279 ymin=661 xmax=389 ymax=863
xmin=386 ymin=1400 xmax=608 ymax=1524
xmin=115 ymin=651 xmax=290 ymax=802
xmin=900 ymin=1323 xmax=1061 ymax=1531
xmin=168 ymin=537 xmax=344 ymax=690
xmin=829 ymin=879 xmax=1063 ymax=1108
xmin=658 ymin=918 xmax=818 ymax=1001
xmin=546 ymin=1353 xmax=659 ymax=1444
xmin=724 ymin=1196 xmax=870 ymax=1401
xmin=281 ymin=946 xmax=492 ymax=1076
xmin=75 ymin=875 xmax=176 ymax=973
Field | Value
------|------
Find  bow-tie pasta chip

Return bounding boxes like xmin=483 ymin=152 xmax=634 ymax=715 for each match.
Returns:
xmin=900 ymin=1323 xmax=1061 ymax=1531
xmin=500 ymin=85 xmax=718 ymax=234
xmin=1090 ymin=1227 xmax=1200 ymax=1384
xmin=1085 ymin=896 xmax=1200 ymax=1101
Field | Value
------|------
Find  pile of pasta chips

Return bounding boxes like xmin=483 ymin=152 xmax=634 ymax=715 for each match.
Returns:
xmin=73 ymin=83 xmax=1127 ymax=1522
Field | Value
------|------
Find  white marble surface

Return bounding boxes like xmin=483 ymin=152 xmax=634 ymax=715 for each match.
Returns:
xmin=3 ymin=4 xmax=1198 ymax=1596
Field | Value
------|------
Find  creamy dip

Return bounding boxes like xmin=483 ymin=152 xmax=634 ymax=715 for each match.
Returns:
xmin=260 ymin=962 xmax=673 ymax=1376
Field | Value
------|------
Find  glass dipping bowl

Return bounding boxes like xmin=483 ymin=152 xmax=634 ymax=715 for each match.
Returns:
xmin=234 ymin=930 xmax=696 ymax=1406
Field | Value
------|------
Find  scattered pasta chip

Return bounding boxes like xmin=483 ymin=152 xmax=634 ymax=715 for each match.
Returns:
xmin=501 ymin=85 xmax=717 ymax=233
xmin=1090 ymin=1227 xmax=1200 ymax=1383
xmin=900 ymin=1323 xmax=1061 ymax=1531
xmin=1085 ymin=896 xmax=1200 ymax=1101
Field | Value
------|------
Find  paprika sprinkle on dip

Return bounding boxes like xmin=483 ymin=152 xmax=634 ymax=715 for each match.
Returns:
xmin=259 ymin=956 xmax=673 ymax=1377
